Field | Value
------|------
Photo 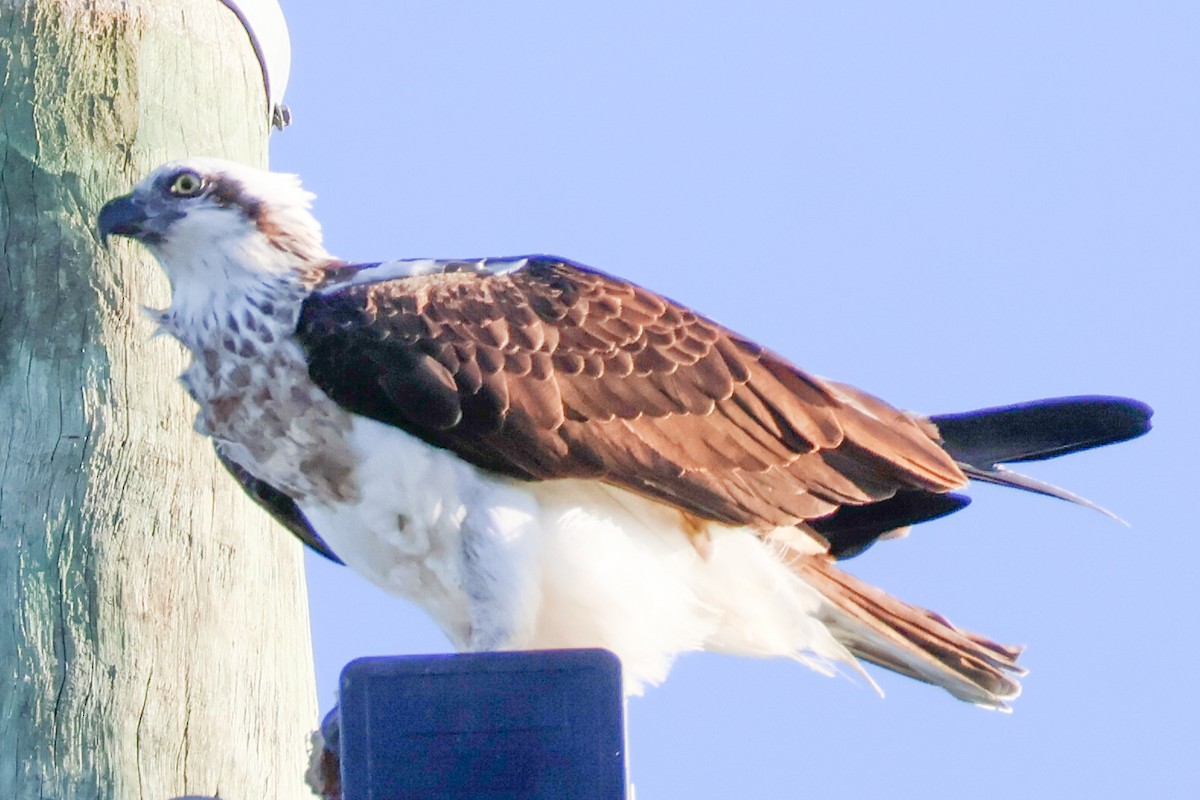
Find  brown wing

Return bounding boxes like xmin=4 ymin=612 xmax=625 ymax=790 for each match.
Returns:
xmin=298 ymin=257 xmax=965 ymax=531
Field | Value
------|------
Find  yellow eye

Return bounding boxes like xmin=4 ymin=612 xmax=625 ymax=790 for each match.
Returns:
xmin=169 ymin=170 xmax=204 ymax=197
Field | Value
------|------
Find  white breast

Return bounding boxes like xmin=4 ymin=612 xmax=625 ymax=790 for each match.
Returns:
xmin=300 ymin=416 xmax=853 ymax=694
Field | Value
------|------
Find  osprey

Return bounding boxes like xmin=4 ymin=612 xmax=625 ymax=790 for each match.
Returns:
xmin=98 ymin=158 xmax=1150 ymax=709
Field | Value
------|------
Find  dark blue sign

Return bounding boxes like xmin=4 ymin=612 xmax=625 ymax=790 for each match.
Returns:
xmin=338 ymin=649 xmax=627 ymax=799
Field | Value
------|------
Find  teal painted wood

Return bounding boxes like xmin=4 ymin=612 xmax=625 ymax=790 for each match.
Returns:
xmin=0 ymin=2 xmax=316 ymax=797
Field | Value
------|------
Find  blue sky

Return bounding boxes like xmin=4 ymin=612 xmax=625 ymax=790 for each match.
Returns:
xmin=270 ymin=3 xmax=1197 ymax=797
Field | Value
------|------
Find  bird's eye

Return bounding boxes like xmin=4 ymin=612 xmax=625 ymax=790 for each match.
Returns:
xmin=169 ymin=171 xmax=205 ymax=197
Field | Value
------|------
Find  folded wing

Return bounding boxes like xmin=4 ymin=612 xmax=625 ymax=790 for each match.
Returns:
xmin=295 ymin=257 xmax=967 ymax=539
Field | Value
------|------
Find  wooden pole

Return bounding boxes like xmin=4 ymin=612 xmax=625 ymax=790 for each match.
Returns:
xmin=0 ymin=1 xmax=317 ymax=797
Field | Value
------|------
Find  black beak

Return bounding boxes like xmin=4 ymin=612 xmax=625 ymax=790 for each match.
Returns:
xmin=97 ymin=194 xmax=149 ymax=245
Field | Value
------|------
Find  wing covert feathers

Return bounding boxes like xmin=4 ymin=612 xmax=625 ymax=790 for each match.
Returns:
xmin=786 ymin=552 xmax=1026 ymax=709
xmin=298 ymin=258 xmax=966 ymax=533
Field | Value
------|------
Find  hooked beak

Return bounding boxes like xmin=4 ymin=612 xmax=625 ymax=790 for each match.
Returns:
xmin=97 ymin=193 xmax=150 ymax=246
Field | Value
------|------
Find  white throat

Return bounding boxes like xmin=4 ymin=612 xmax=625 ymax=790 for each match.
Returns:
xmin=149 ymin=224 xmax=316 ymax=354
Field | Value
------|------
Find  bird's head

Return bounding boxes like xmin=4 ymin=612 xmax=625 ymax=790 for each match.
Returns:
xmin=98 ymin=158 xmax=332 ymax=290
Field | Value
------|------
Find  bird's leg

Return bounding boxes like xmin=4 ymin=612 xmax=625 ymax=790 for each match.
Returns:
xmin=457 ymin=493 xmax=543 ymax=652
xmin=305 ymin=706 xmax=342 ymax=800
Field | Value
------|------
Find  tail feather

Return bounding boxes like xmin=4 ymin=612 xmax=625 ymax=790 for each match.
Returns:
xmin=773 ymin=396 xmax=1150 ymax=708
xmin=788 ymin=552 xmax=1026 ymax=710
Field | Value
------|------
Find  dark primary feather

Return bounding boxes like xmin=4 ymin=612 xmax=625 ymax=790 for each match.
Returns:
xmin=928 ymin=397 xmax=1154 ymax=518
xmin=930 ymin=396 xmax=1154 ymax=468
xmin=216 ymin=448 xmax=344 ymax=564
xmin=811 ymin=492 xmax=972 ymax=559
xmin=297 ymin=257 xmax=966 ymax=543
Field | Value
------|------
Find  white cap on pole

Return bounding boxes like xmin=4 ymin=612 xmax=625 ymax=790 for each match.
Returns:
xmin=217 ymin=1 xmax=293 ymax=128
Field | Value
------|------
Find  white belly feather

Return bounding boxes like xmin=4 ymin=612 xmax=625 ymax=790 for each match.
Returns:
xmin=301 ymin=416 xmax=854 ymax=694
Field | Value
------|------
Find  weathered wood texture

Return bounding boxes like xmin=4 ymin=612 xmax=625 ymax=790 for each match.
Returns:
xmin=0 ymin=1 xmax=317 ymax=797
